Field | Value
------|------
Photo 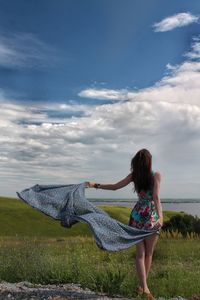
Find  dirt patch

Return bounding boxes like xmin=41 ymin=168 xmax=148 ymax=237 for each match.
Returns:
xmin=0 ymin=281 xmax=196 ymax=300
xmin=0 ymin=281 xmax=132 ymax=300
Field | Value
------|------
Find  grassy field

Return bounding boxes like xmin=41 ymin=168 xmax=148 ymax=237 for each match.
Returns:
xmin=0 ymin=196 xmax=199 ymax=298
xmin=0 ymin=196 xmax=182 ymax=237
xmin=0 ymin=236 xmax=199 ymax=298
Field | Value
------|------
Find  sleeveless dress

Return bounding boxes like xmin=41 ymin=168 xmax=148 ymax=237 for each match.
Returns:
xmin=129 ymin=171 xmax=161 ymax=234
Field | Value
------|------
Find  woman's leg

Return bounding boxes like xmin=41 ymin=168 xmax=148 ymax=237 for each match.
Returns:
xmin=144 ymin=233 xmax=159 ymax=278
xmin=135 ymin=240 xmax=150 ymax=293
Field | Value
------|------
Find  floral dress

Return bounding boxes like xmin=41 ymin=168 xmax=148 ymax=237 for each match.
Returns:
xmin=129 ymin=171 xmax=160 ymax=231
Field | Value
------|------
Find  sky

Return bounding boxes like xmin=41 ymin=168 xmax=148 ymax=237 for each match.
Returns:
xmin=0 ymin=0 xmax=200 ymax=199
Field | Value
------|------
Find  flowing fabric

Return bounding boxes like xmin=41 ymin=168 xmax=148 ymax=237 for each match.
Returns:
xmin=16 ymin=182 xmax=160 ymax=252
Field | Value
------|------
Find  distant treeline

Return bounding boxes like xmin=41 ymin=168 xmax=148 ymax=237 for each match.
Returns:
xmin=162 ymin=214 xmax=200 ymax=236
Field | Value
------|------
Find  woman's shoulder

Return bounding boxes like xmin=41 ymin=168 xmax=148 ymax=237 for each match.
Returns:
xmin=153 ymin=171 xmax=161 ymax=180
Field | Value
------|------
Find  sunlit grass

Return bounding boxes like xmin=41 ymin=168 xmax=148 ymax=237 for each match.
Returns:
xmin=0 ymin=236 xmax=199 ymax=298
xmin=0 ymin=196 xmax=199 ymax=298
xmin=0 ymin=196 xmax=183 ymax=237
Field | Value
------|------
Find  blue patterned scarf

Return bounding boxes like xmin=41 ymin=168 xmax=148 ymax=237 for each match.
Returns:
xmin=17 ymin=182 xmax=160 ymax=252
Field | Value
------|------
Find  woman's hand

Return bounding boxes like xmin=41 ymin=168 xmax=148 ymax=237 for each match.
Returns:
xmin=85 ymin=181 xmax=96 ymax=188
xmin=154 ymin=217 xmax=163 ymax=229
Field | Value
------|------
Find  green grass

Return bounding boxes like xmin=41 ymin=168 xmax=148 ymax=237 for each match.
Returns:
xmin=0 ymin=236 xmax=199 ymax=298
xmin=0 ymin=196 xmax=182 ymax=237
xmin=0 ymin=196 xmax=199 ymax=298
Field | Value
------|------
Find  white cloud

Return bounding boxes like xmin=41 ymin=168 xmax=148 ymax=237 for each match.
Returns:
xmin=0 ymin=32 xmax=62 ymax=69
xmin=153 ymin=12 xmax=199 ymax=32
xmin=78 ymin=59 xmax=200 ymax=106
xmin=184 ymin=36 xmax=200 ymax=60
xmin=166 ymin=63 xmax=177 ymax=70
xmin=1 ymin=36 xmax=200 ymax=198
xmin=78 ymin=88 xmax=130 ymax=100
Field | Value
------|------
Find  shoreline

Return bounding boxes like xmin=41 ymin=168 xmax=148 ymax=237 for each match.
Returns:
xmin=91 ymin=201 xmax=200 ymax=218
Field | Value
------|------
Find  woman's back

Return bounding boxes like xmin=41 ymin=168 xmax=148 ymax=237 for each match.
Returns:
xmin=129 ymin=171 xmax=159 ymax=230
xmin=136 ymin=171 xmax=155 ymax=202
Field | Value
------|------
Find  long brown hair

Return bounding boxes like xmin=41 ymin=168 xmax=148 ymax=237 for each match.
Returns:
xmin=130 ymin=148 xmax=154 ymax=193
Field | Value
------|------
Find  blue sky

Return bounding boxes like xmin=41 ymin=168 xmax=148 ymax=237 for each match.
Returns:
xmin=0 ymin=0 xmax=200 ymax=198
xmin=1 ymin=0 xmax=200 ymax=101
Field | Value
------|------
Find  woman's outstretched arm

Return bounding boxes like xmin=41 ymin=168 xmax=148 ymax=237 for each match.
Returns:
xmin=85 ymin=173 xmax=133 ymax=190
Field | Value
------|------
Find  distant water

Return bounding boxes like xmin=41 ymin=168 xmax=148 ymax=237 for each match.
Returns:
xmin=89 ymin=198 xmax=200 ymax=217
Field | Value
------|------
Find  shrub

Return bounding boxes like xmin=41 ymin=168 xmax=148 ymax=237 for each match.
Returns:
xmin=162 ymin=214 xmax=200 ymax=237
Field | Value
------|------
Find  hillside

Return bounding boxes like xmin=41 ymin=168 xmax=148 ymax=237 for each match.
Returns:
xmin=0 ymin=196 xmax=180 ymax=237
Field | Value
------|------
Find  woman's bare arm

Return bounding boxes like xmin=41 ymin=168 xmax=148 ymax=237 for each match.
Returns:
xmin=153 ymin=171 xmax=163 ymax=225
xmin=86 ymin=173 xmax=133 ymax=190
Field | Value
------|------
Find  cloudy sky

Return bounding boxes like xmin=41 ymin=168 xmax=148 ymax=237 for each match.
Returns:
xmin=0 ymin=0 xmax=200 ymax=199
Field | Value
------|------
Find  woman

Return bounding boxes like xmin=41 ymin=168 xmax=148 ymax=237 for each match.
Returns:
xmin=87 ymin=148 xmax=163 ymax=299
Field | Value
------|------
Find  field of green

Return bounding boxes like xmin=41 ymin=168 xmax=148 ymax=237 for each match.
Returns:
xmin=0 ymin=196 xmax=200 ymax=298
xmin=0 ymin=196 xmax=180 ymax=237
